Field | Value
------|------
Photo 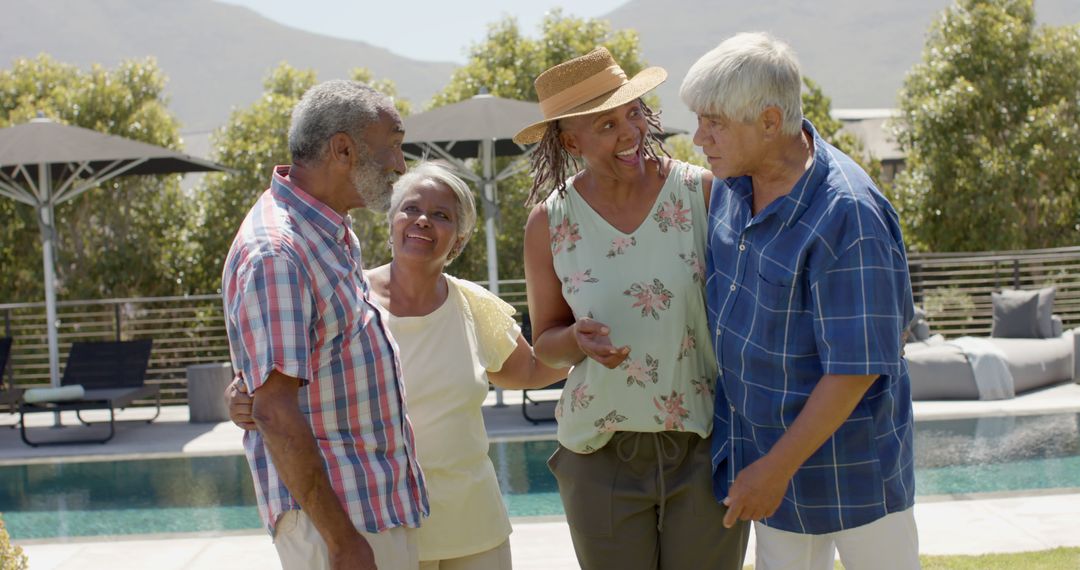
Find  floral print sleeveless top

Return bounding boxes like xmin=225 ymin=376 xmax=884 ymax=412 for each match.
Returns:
xmin=546 ymin=160 xmax=717 ymax=453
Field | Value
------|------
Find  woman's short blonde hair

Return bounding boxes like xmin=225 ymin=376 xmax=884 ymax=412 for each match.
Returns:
xmin=388 ymin=160 xmax=477 ymax=265
xmin=680 ymin=32 xmax=804 ymax=136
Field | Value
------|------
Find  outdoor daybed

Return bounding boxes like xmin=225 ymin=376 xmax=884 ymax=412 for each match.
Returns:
xmin=905 ymin=288 xmax=1079 ymax=400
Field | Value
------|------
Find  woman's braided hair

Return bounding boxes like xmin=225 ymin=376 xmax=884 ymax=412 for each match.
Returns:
xmin=524 ymin=99 xmax=671 ymax=206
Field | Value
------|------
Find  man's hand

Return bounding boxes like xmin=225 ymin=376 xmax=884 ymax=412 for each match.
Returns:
xmin=573 ymin=318 xmax=630 ymax=369
xmin=224 ymin=376 xmax=256 ymax=430
xmin=328 ymin=531 xmax=377 ymax=570
xmin=720 ymin=373 xmax=879 ymax=528
xmin=722 ymin=456 xmax=793 ymax=527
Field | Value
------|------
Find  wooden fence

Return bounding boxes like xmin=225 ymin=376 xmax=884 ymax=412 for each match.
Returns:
xmin=2 ymin=245 xmax=1078 ymax=405
xmin=909 ymin=246 xmax=1080 ymax=337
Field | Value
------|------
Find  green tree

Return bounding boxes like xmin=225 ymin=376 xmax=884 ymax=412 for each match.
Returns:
xmin=0 ymin=513 xmax=29 ymax=570
xmin=432 ymin=10 xmax=644 ymax=107
xmin=802 ymin=77 xmax=883 ymax=185
xmin=665 ymin=135 xmax=707 ymax=168
xmin=893 ymin=0 xmax=1080 ymax=252
xmin=427 ymin=11 xmax=651 ymax=283
xmin=189 ymin=64 xmax=407 ymax=293
xmin=0 ymin=55 xmax=199 ymax=302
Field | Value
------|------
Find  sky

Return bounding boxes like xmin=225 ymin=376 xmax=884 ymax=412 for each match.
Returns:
xmin=218 ymin=0 xmax=629 ymax=64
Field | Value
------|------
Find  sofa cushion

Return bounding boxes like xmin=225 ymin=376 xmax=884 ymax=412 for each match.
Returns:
xmin=991 ymin=289 xmax=1041 ymax=338
xmin=987 ymin=335 xmax=1073 ymax=393
xmin=906 ymin=343 xmax=977 ymax=400
xmin=904 ymin=306 xmax=931 ymax=342
xmin=1035 ymin=287 xmax=1057 ymax=338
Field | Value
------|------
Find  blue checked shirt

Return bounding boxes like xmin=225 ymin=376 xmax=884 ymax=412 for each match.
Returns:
xmin=706 ymin=120 xmax=916 ymax=534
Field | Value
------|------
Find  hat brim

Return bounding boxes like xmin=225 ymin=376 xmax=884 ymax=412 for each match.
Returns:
xmin=513 ymin=66 xmax=668 ymax=145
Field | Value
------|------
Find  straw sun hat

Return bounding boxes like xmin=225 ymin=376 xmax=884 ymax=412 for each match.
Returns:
xmin=512 ymin=47 xmax=667 ymax=144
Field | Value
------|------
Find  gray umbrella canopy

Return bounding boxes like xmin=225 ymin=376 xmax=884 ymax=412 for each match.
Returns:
xmin=0 ymin=118 xmax=225 ymax=390
xmin=0 ymin=119 xmax=222 ymax=182
xmin=402 ymin=93 xmax=542 ymax=299
xmin=403 ymin=94 xmax=542 ymax=160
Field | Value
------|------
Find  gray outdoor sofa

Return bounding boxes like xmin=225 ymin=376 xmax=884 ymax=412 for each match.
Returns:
xmin=906 ymin=287 xmax=1079 ymax=400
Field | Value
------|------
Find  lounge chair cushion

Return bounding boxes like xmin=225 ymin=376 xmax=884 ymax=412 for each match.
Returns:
xmin=24 ymin=385 xmax=85 ymax=403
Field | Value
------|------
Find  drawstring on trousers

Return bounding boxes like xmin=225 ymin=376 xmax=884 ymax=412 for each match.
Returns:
xmin=616 ymin=432 xmax=681 ymax=532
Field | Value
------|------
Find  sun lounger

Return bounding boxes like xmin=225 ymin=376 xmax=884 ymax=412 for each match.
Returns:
xmin=18 ymin=339 xmax=159 ymax=446
xmin=0 ymin=337 xmax=22 ymax=427
xmin=522 ymin=379 xmax=565 ymax=424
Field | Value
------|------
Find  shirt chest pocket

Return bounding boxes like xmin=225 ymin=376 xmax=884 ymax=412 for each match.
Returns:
xmin=751 ymin=263 xmax=817 ymax=358
xmin=753 ymin=259 xmax=808 ymax=312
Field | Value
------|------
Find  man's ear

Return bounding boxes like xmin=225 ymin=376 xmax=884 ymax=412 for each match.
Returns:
xmin=761 ymin=107 xmax=784 ymax=138
xmin=327 ymin=132 xmax=355 ymax=166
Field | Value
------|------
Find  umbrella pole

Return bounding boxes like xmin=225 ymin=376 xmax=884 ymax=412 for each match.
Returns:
xmin=37 ymin=167 xmax=63 ymax=426
xmin=481 ymin=139 xmax=507 ymax=408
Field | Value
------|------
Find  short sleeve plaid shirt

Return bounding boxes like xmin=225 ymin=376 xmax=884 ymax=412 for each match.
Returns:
xmin=705 ymin=120 xmax=916 ymax=534
xmin=223 ymin=166 xmax=428 ymax=535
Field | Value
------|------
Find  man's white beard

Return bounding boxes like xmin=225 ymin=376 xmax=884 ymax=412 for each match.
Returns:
xmin=352 ymin=158 xmax=395 ymax=213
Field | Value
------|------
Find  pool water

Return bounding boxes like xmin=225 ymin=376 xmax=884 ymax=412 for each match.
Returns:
xmin=2 ymin=413 xmax=1078 ymax=540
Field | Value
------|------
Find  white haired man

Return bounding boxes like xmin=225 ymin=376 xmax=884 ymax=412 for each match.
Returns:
xmin=680 ymin=33 xmax=920 ymax=570
xmin=222 ymin=80 xmax=427 ymax=570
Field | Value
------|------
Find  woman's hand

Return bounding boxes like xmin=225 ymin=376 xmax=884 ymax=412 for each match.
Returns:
xmin=224 ymin=375 xmax=257 ymax=430
xmin=573 ymin=318 xmax=630 ymax=369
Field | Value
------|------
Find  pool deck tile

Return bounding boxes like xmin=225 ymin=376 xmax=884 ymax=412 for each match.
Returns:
xmin=5 ymin=382 xmax=1080 ymax=568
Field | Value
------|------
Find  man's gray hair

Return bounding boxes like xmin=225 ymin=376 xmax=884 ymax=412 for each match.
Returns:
xmin=388 ymin=160 xmax=478 ymax=265
xmin=288 ymin=80 xmax=392 ymax=164
xmin=680 ymin=32 xmax=803 ymax=136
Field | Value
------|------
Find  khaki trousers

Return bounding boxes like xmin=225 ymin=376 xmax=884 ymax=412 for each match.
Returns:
xmin=548 ymin=431 xmax=749 ymax=570
xmin=754 ymin=508 xmax=920 ymax=570
xmin=419 ymin=539 xmax=512 ymax=570
xmin=273 ymin=509 xmax=419 ymax=570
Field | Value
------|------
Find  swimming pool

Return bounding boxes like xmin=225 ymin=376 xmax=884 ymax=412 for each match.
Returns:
xmin=2 ymin=413 xmax=1078 ymax=540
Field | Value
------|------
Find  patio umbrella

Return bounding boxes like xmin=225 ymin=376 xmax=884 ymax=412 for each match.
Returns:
xmin=402 ymin=92 xmax=542 ymax=298
xmin=0 ymin=117 xmax=225 ymax=391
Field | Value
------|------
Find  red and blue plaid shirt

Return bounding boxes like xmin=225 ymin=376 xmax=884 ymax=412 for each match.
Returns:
xmin=706 ymin=121 xmax=915 ymax=534
xmin=223 ymin=165 xmax=428 ymax=535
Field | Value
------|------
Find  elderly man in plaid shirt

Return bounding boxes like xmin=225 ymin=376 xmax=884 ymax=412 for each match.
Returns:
xmin=680 ymin=33 xmax=920 ymax=570
xmin=222 ymin=80 xmax=427 ymax=570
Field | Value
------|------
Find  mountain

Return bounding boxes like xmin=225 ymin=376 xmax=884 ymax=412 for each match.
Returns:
xmin=0 ymin=0 xmax=457 ymax=155
xmin=604 ymin=0 xmax=1080 ymax=131
xmin=3 ymin=0 xmax=1078 ymax=150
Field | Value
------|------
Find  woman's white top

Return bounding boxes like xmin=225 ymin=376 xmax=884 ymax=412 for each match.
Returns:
xmin=384 ymin=275 xmax=519 ymax=560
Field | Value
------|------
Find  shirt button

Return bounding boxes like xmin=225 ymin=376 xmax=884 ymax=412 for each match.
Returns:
xmin=717 ymin=370 xmax=723 ymax=377
xmin=738 ymin=244 xmax=746 ymax=252
xmin=730 ymin=284 xmax=737 ymax=292
xmin=730 ymin=404 xmax=736 ymax=412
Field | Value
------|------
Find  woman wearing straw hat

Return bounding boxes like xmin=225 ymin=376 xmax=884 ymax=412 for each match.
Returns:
xmin=519 ymin=47 xmax=749 ymax=569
